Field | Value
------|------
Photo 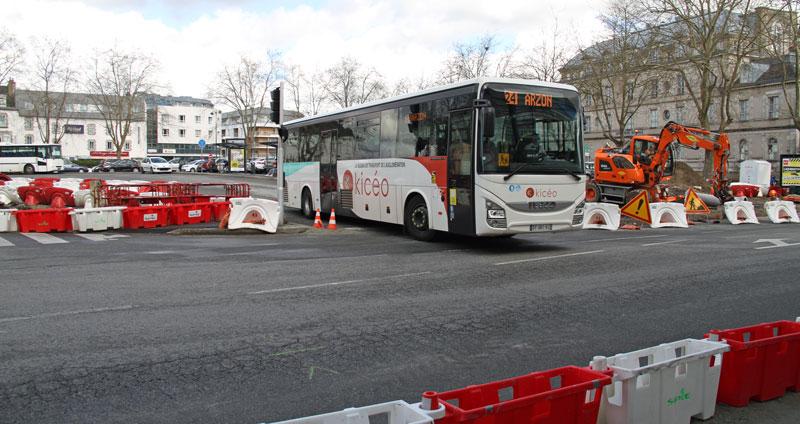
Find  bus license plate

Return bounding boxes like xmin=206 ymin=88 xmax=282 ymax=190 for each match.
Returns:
xmin=530 ymin=224 xmax=553 ymax=232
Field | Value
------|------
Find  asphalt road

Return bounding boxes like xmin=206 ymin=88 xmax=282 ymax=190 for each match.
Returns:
xmin=1 ymin=171 xmax=799 ymax=423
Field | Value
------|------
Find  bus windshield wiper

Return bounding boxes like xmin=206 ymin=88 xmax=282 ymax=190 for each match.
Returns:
xmin=503 ymin=163 xmax=533 ymax=181
xmin=533 ymin=168 xmax=583 ymax=181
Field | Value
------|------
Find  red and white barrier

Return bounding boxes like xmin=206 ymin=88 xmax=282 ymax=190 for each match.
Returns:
xmin=764 ymin=200 xmax=799 ymax=224
xmin=228 ymin=197 xmax=279 ymax=233
xmin=582 ymin=203 xmax=620 ymax=231
xmin=649 ymin=202 xmax=689 ymax=229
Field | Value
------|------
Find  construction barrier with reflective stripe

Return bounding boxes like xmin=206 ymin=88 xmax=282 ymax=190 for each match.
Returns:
xmin=764 ymin=200 xmax=799 ymax=223
xmin=582 ymin=203 xmax=620 ymax=231
xmin=228 ymin=197 xmax=279 ymax=233
xmin=649 ymin=202 xmax=689 ymax=229
xmin=724 ymin=200 xmax=759 ymax=225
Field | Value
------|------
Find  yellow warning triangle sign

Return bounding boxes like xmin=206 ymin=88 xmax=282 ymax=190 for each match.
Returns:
xmin=620 ymin=191 xmax=652 ymax=224
xmin=684 ymin=188 xmax=711 ymax=214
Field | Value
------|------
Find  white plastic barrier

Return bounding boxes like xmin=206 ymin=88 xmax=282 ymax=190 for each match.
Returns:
xmin=649 ymin=203 xmax=688 ymax=229
xmin=596 ymin=338 xmax=729 ymax=424
xmin=267 ymin=400 xmax=442 ymax=424
xmin=228 ymin=197 xmax=279 ymax=233
xmin=69 ymin=206 xmax=126 ymax=232
xmin=0 ymin=209 xmax=17 ymax=232
xmin=723 ymin=200 xmax=759 ymax=225
xmin=764 ymin=200 xmax=799 ymax=224
xmin=582 ymin=203 xmax=620 ymax=231
xmin=0 ymin=186 xmax=22 ymax=204
xmin=73 ymin=189 xmax=93 ymax=208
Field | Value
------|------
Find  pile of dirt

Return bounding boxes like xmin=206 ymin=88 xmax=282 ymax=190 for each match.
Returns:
xmin=667 ymin=162 xmax=712 ymax=195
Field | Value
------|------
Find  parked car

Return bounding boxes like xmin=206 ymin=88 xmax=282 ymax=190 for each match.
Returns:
xmin=140 ymin=157 xmax=173 ymax=173
xmin=210 ymin=158 xmax=229 ymax=173
xmin=62 ymin=159 xmax=89 ymax=173
xmin=94 ymin=159 xmax=142 ymax=173
xmin=181 ymin=159 xmax=205 ymax=172
xmin=200 ymin=158 xmax=215 ymax=172
xmin=90 ymin=159 xmax=115 ymax=172
xmin=168 ymin=158 xmax=183 ymax=172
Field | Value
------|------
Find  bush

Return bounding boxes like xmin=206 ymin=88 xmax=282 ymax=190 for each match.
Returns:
xmin=73 ymin=159 xmax=102 ymax=168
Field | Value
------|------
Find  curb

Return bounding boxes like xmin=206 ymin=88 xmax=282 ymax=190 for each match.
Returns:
xmin=167 ymin=223 xmax=309 ymax=236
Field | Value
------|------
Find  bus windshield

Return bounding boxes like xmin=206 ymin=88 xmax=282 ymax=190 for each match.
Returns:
xmin=479 ymin=84 xmax=581 ymax=175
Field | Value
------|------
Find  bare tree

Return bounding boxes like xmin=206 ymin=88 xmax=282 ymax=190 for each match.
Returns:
xmin=85 ymin=46 xmax=159 ymax=159
xmin=325 ymin=57 xmax=386 ymax=109
xmin=568 ymin=0 xmax=660 ymax=146
xmin=208 ymin=51 xmax=282 ymax=156
xmin=26 ymin=37 xmax=75 ymax=144
xmin=645 ymin=0 xmax=764 ymax=175
xmin=0 ymin=28 xmax=24 ymax=85
xmin=285 ymin=62 xmax=329 ymax=116
xmin=512 ymin=22 xmax=572 ymax=82
xmin=437 ymin=35 xmax=496 ymax=84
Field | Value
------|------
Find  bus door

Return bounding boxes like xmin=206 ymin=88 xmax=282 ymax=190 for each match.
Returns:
xmin=447 ymin=109 xmax=475 ymax=235
xmin=320 ymin=129 xmax=338 ymax=212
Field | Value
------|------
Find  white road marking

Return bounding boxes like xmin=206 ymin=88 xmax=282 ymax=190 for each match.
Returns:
xmin=753 ymin=239 xmax=800 ymax=249
xmin=641 ymin=239 xmax=687 ymax=247
xmin=75 ymin=233 xmax=131 ymax=242
xmin=20 ymin=233 xmax=68 ymax=244
xmin=0 ymin=236 xmax=13 ymax=247
xmin=583 ymin=235 xmax=667 ymax=243
xmin=494 ymin=250 xmax=605 ymax=266
xmin=248 ymin=271 xmax=432 ymax=295
xmin=0 ymin=305 xmax=136 ymax=323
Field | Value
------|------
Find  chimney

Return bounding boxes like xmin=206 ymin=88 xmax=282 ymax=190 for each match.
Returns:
xmin=6 ymin=79 xmax=15 ymax=108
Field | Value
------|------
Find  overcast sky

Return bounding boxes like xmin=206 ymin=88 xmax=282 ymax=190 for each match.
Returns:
xmin=1 ymin=0 xmax=608 ymax=99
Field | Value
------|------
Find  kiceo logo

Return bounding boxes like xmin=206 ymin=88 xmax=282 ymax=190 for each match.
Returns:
xmin=355 ymin=171 xmax=390 ymax=197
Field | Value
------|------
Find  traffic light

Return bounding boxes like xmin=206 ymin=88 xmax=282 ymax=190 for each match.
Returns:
xmin=270 ymin=87 xmax=281 ymax=124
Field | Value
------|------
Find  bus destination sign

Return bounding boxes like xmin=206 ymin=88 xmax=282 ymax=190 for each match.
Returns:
xmin=504 ymin=91 xmax=553 ymax=108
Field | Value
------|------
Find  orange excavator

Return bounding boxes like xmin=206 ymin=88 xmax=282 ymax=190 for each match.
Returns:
xmin=585 ymin=122 xmax=731 ymax=205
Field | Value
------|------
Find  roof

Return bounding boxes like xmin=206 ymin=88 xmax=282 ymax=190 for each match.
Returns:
xmin=285 ymin=77 xmax=578 ymax=127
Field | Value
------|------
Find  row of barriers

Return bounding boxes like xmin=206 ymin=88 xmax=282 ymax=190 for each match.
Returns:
xmin=265 ymin=317 xmax=800 ymax=424
xmin=583 ymin=200 xmax=800 ymax=231
xmin=0 ymin=201 xmax=231 ymax=233
xmin=0 ymin=176 xmax=250 ymax=209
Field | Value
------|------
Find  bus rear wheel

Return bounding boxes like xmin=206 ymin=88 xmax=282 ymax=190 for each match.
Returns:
xmin=301 ymin=189 xmax=314 ymax=219
xmin=23 ymin=164 xmax=34 ymax=174
xmin=404 ymin=196 xmax=436 ymax=241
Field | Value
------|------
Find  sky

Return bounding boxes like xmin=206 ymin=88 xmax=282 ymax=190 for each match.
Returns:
xmin=1 ymin=0 xmax=609 ymax=100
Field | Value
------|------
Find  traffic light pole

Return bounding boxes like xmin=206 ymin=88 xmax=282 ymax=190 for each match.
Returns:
xmin=276 ymin=81 xmax=286 ymax=225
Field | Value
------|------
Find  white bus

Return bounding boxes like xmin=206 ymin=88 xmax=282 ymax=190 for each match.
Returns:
xmin=0 ymin=143 xmax=64 ymax=174
xmin=282 ymin=77 xmax=586 ymax=240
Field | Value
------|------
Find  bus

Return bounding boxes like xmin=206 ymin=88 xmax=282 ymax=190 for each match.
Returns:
xmin=282 ymin=77 xmax=586 ymax=240
xmin=0 ymin=143 xmax=64 ymax=174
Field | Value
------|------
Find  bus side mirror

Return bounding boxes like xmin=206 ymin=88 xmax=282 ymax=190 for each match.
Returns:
xmin=482 ymin=106 xmax=495 ymax=138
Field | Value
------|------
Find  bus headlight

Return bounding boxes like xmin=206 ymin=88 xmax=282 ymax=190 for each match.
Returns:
xmin=572 ymin=201 xmax=585 ymax=225
xmin=486 ymin=200 xmax=507 ymax=228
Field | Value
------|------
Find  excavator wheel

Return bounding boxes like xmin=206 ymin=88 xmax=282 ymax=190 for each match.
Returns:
xmin=585 ymin=182 xmax=601 ymax=203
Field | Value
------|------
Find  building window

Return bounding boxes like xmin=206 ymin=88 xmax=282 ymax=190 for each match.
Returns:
xmin=625 ymin=83 xmax=634 ymax=99
xmin=162 ymin=114 xmax=169 ymax=124
xmin=195 ymin=115 xmax=201 ymax=123
xmin=87 ymin=124 xmax=96 ymax=135
xmin=739 ymin=140 xmax=750 ymax=161
xmin=584 ymin=115 xmax=591 ymax=132
xmin=0 ymin=113 xmax=8 ymax=128
xmin=179 ymin=115 xmax=185 ymax=122
xmin=584 ymin=94 xmax=592 ymax=107
xmin=677 ymin=74 xmax=685 ymax=95
xmin=221 ymin=129 xmax=226 ymax=137
xmin=768 ymin=96 xmax=779 ymax=119
xmin=52 ymin=124 xmax=59 ymax=134
xmin=195 ymin=129 xmax=201 ymax=137
xmin=106 ymin=141 xmax=113 ymax=150
xmin=24 ymin=118 xmax=33 ymax=130
xmin=24 ymin=102 xmax=34 ymax=110
xmin=208 ymin=130 xmax=213 ymax=137
xmin=162 ymin=128 xmax=169 ymax=136
xmin=650 ymin=109 xmax=658 ymax=128
xmin=625 ymin=114 xmax=634 ymax=131
xmin=676 ymin=106 xmax=685 ymax=124
xmin=650 ymin=80 xmax=658 ymax=99
xmin=739 ymin=99 xmax=750 ymax=121
xmin=25 ymin=134 xmax=33 ymax=144
xmin=179 ymin=129 xmax=186 ymax=137
xmin=124 ymin=142 xmax=131 ymax=151
xmin=88 ymin=140 xmax=96 ymax=150
xmin=603 ymin=86 xmax=612 ymax=104
xmin=208 ymin=116 xmax=213 ymax=124
xmin=768 ymin=138 xmax=779 ymax=160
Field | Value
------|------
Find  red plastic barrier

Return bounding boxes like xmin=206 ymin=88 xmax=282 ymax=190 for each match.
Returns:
xmin=210 ymin=201 xmax=231 ymax=221
xmin=427 ymin=366 xmax=611 ymax=424
xmin=0 ymin=173 xmax=11 ymax=182
xmin=709 ymin=320 xmax=800 ymax=406
xmin=31 ymin=178 xmax=59 ymax=187
xmin=122 ymin=205 xmax=171 ymax=229
xmin=43 ymin=187 xmax=75 ymax=208
xmin=17 ymin=186 xmax=46 ymax=205
xmin=13 ymin=208 xmax=73 ymax=233
xmin=170 ymin=202 xmax=212 ymax=225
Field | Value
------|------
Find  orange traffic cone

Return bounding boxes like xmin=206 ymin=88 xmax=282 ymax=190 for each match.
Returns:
xmin=313 ymin=208 xmax=323 ymax=228
xmin=327 ymin=209 xmax=337 ymax=230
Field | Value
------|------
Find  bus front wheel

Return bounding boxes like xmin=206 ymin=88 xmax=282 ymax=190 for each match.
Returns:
xmin=301 ymin=189 xmax=314 ymax=219
xmin=23 ymin=164 xmax=34 ymax=174
xmin=404 ymin=196 xmax=436 ymax=241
